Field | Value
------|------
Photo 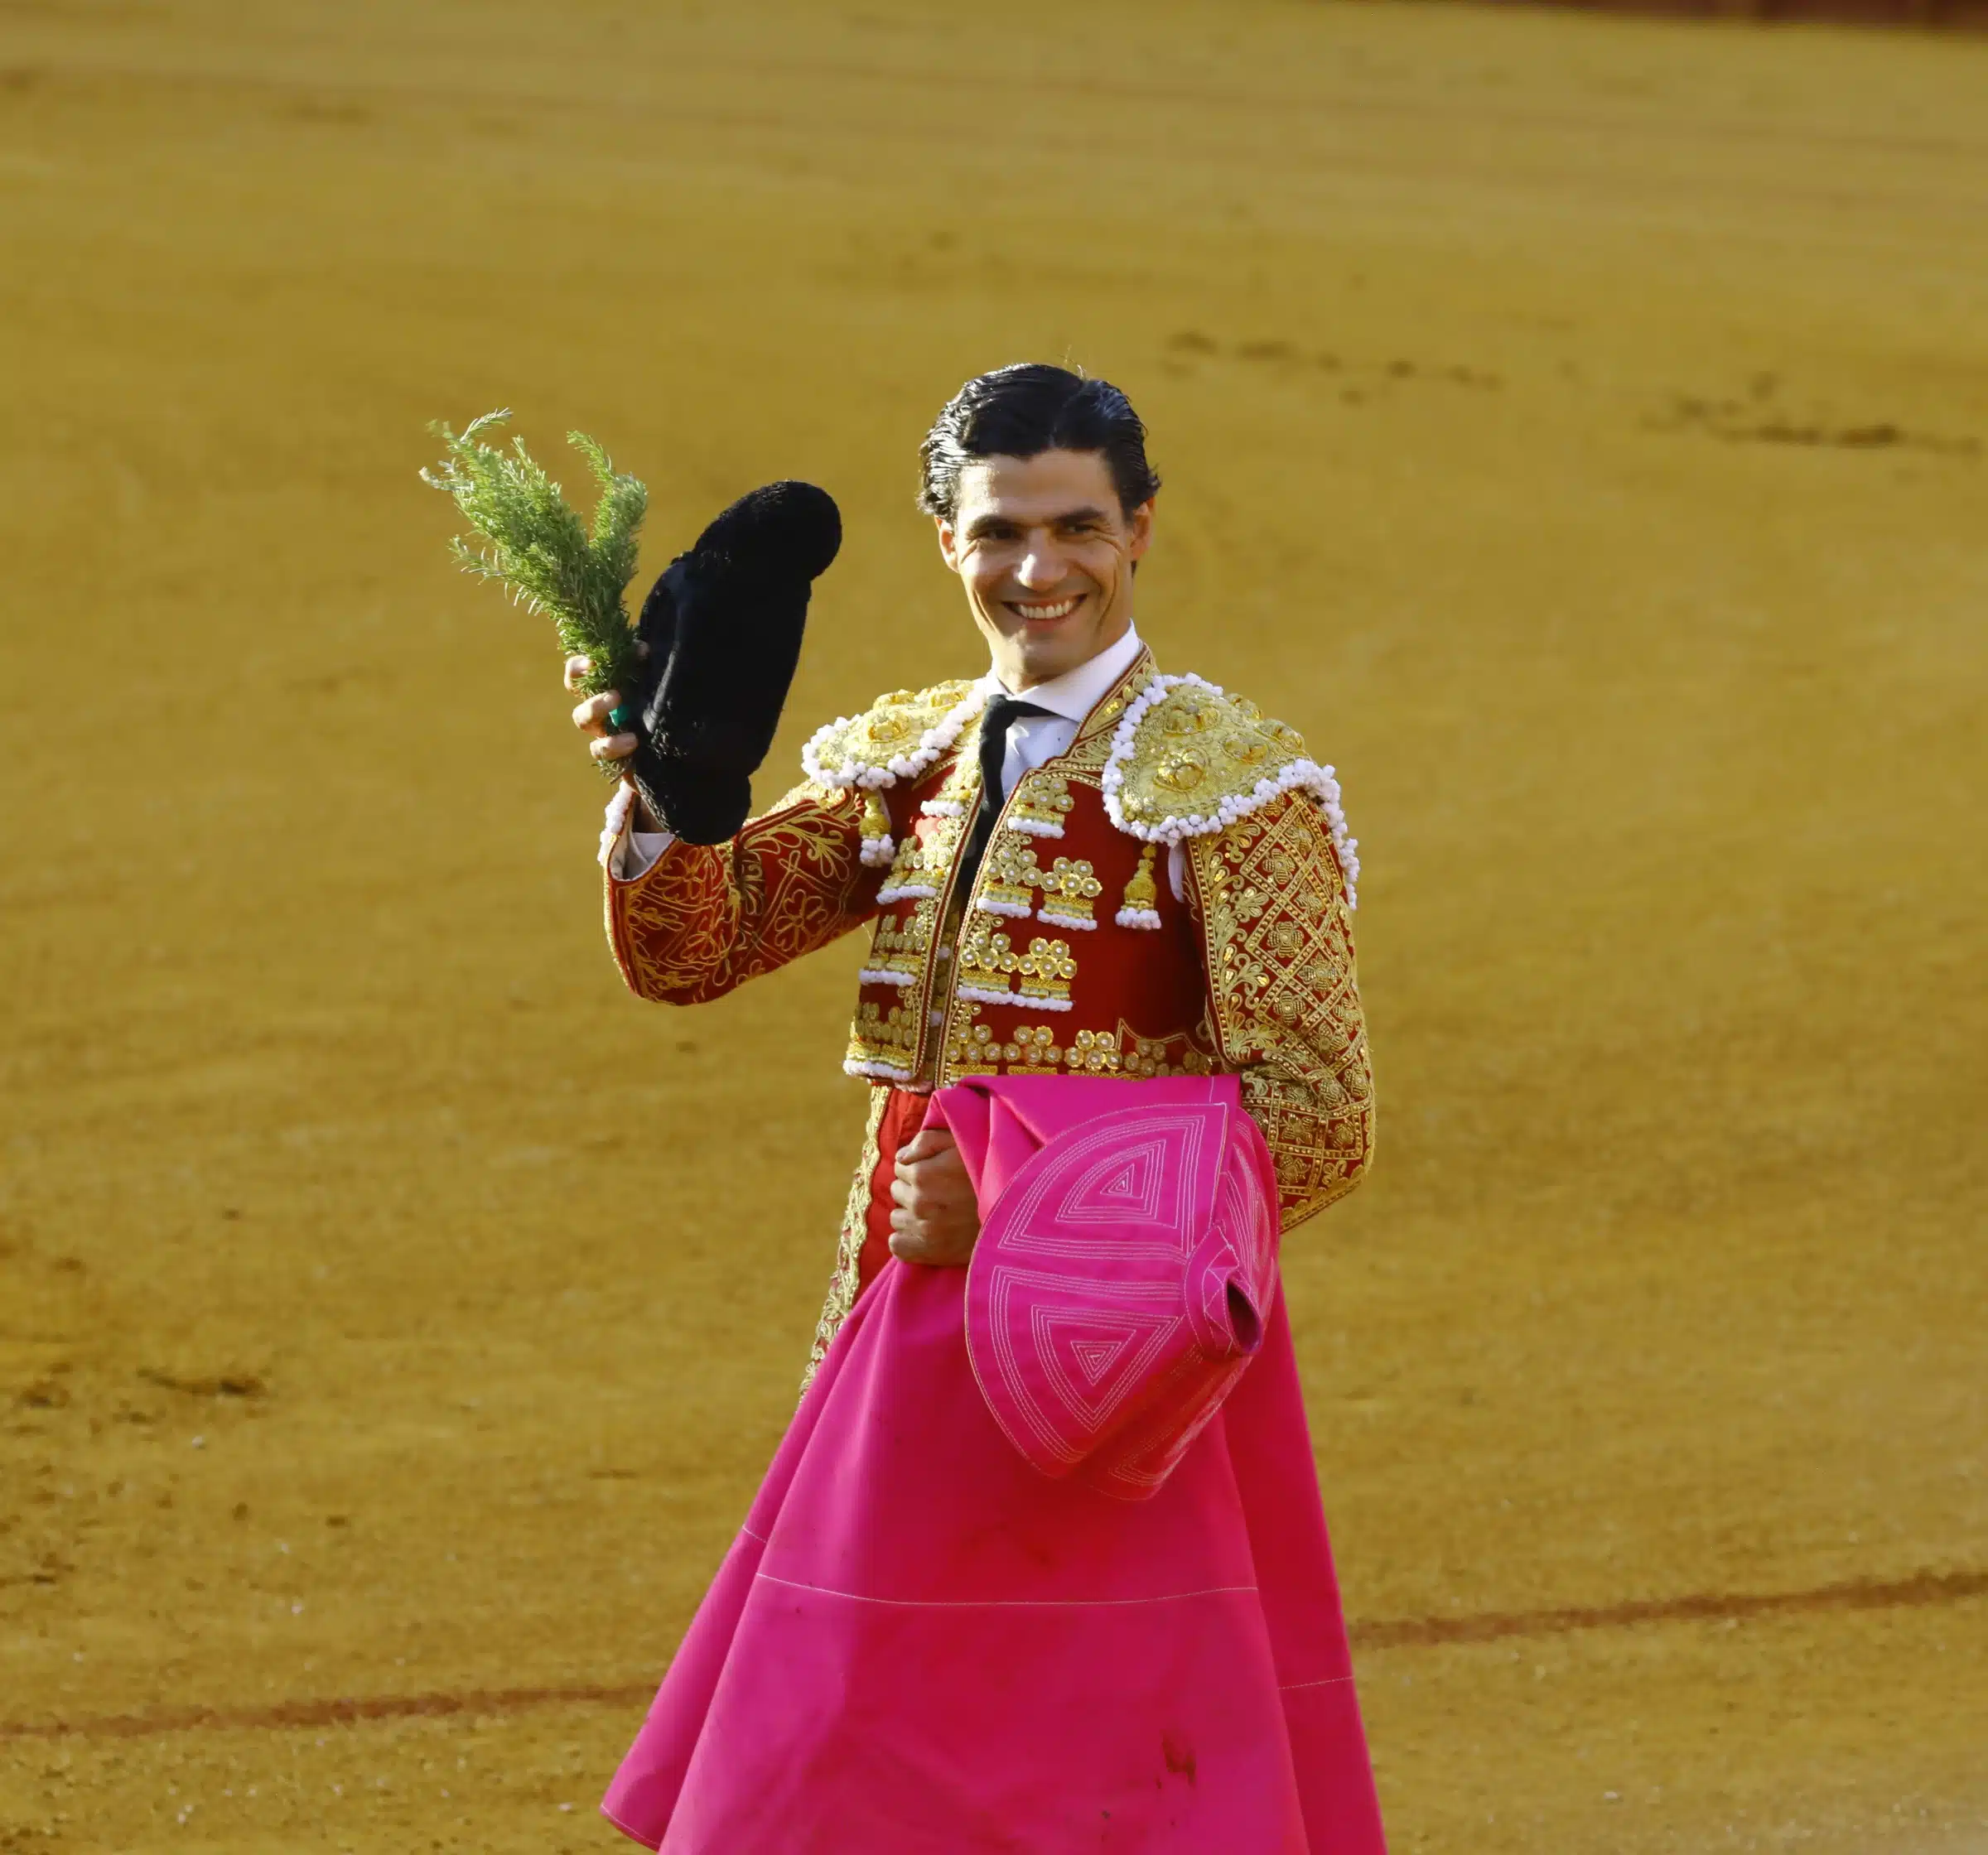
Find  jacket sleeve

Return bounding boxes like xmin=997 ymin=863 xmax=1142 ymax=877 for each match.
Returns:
xmin=605 ymin=780 xmax=883 ymax=1005
xmin=1187 ymin=790 xmax=1376 ymax=1231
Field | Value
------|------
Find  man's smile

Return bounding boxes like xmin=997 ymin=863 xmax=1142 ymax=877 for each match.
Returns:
xmin=1006 ymin=592 xmax=1086 ymax=624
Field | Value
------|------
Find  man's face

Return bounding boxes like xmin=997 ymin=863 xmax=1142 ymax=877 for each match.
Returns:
xmin=935 ymin=448 xmax=1153 ymax=691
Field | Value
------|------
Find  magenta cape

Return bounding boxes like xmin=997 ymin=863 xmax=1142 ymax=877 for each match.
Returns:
xmin=601 ymin=1084 xmax=1387 ymax=1853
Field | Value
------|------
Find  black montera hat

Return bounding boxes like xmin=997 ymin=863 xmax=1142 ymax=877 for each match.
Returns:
xmin=626 ymin=481 xmax=841 ymax=843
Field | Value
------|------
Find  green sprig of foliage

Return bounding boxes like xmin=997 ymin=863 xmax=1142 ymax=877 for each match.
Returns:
xmin=421 ymin=411 xmax=647 ymax=740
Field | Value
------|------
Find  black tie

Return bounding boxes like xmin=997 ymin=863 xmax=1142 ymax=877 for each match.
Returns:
xmin=956 ymin=696 xmax=1050 ymax=898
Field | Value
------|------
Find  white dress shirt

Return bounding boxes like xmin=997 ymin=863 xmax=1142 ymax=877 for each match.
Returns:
xmin=608 ymin=623 xmax=1182 ymax=899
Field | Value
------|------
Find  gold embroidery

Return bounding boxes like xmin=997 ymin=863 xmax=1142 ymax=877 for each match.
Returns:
xmin=1009 ymin=1024 xmax=1064 ymax=1072
xmin=941 ymin=1019 xmax=1217 ymax=1082
xmin=881 ymin=810 xmax=968 ymax=905
xmin=804 ymin=1083 xmax=890 ymax=1387
xmin=1189 ymin=793 xmax=1374 ymax=1230
xmin=1014 ymin=936 xmax=1078 ymax=1009
xmin=895 ymin=899 xmax=939 ymax=977
xmin=976 ymin=836 xmax=1044 ymax=918
xmin=1070 ymin=648 xmax=1156 ymax=753
xmin=808 ymin=679 xmax=980 ymax=783
xmin=609 ymin=785 xmax=874 ymax=1005
xmin=1036 ymin=856 xmax=1103 ymax=930
xmin=878 ymin=828 xmax=930 ymax=897
xmin=1117 ymin=1029 xmax=1214 ymax=1079
xmin=943 ymin=1009 xmax=997 ymax=1076
xmin=1159 ymin=692 xmax=1221 ymax=737
xmin=943 ymin=1015 xmax=1074 ymax=1076
xmin=1066 ymin=1027 xmax=1121 ymax=1073
xmin=956 ymin=922 xmax=1020 ymax=1002
xmin=847 ymin=759 xmax=974 ymax=1082
xmin=1007 ymin=771 xmax=1075 ymax=837
xmin=924 ymin=756 xmax=977 ymax=815
xmin=845 ymin=999 xmax=919 ymax=1077
xmin=861 ymin=702 xmax=918 ymax=745
xmin=863 ymin=896 xmax=937 ymax=981
xmin=1114 ymin=685 xmax=1313 ymax=835
xmin=764 ymin=777 xmax=828 ymax=812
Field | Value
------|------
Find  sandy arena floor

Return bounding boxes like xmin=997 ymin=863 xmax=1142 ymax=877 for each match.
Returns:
xmin=1 ymin=1 xmax=1983 ymax=1849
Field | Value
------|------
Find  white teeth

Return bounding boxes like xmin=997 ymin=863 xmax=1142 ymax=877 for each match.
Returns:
xmin=1015 ymin=596 xmax=1080 ymax=620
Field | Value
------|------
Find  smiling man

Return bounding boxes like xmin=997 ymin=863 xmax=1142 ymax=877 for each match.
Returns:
xmin=573 ymin=364 xmax=1383 ymax=1852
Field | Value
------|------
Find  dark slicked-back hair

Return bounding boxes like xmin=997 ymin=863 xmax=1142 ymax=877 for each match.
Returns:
xmin=918 ymin=364 xmax=1161 ymax=522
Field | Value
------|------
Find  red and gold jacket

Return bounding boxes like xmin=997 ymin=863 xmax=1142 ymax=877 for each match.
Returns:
xmin=605 ymin=643 xmax=1374 ymax=1366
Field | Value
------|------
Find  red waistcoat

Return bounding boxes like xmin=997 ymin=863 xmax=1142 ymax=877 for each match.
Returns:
xmin=837 ymin=651 xmax=1219 ymax=1091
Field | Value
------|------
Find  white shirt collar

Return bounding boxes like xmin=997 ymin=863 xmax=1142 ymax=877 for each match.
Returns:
xmin=993 ymin=624 xmax=1145 ymax=725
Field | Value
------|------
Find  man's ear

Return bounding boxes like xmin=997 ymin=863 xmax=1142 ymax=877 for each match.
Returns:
xmin=1125 ymin=497 xmax=1156 ymax=564
xmin=934 ymin=514 xmax=962 ymax=573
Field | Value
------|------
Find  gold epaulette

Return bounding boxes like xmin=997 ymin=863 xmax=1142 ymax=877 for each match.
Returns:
xmin=1101 ymin=672 xmax=1361 ymax=907
xmin=799 ymin=676 xmax=992 ymax=793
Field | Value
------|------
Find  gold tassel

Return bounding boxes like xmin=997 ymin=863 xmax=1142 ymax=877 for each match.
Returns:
xmin=1116 ymin=842 xmax=1163 ymax=929
xmin=859 ymin=790 xmax=895 ymax=869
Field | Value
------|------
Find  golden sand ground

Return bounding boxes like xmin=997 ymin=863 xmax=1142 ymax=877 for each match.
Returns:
xmin=2 ymin=2 xmax=1983 ymax=1848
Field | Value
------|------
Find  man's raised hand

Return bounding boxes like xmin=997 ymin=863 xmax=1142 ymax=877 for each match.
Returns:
xmin=567 ymin=653 xmax=638 ymax=764
xmin=888 ymin=1129 xmax=982 ymax=1267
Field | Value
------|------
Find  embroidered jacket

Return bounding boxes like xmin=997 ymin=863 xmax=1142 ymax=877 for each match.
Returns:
xmin=605 ymin=645 xmax=1374 ymax=1352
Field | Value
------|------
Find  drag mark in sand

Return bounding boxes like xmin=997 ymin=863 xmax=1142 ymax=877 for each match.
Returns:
xmin=1650 ymin=383 xmax=1982 ymax=459
xmin=3 ymin=1567 xmax=1981 ymax=1743
xmin=0 ymin=1680 xmax=660 ymax=1744
xmin=1352 ymin=1564 xmax=1988 ymax=1651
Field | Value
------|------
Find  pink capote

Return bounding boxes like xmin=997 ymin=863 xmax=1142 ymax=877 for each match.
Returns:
xmin=601 ymin=1077 xmax=1387 ymax=1854
xmin=935 ymin=1076 xmax=1281 ymax=1500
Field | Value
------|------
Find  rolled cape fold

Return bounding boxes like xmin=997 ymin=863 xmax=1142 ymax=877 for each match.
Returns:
xmin=923 ymin=1074 xmax=1280 ymax=1501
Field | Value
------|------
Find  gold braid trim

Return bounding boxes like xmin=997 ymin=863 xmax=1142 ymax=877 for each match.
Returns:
xmin=606 ymin=783 xmax=875 ymax=1004
xmin=799 ymin=677 xmax=988 ymax=789
xmin=803 ymin=1083 xmax=890 ymax=1390
xmin=1189 ymin=790 xmax=1375 ymax=1230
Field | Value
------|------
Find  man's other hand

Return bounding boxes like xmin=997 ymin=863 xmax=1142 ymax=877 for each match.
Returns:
xmin=889 ymin=1129 xmax=981 ymax=1266
xmin=567 ymin=653 xmax=639 ymax=764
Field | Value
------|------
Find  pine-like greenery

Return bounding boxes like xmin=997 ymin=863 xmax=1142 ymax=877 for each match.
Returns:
xmin=421 ymin=411 xmax=647 ymax=740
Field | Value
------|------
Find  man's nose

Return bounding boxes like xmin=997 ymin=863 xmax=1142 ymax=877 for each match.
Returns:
xmin=1014 ymin=536 xmax=1067 ymax=589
